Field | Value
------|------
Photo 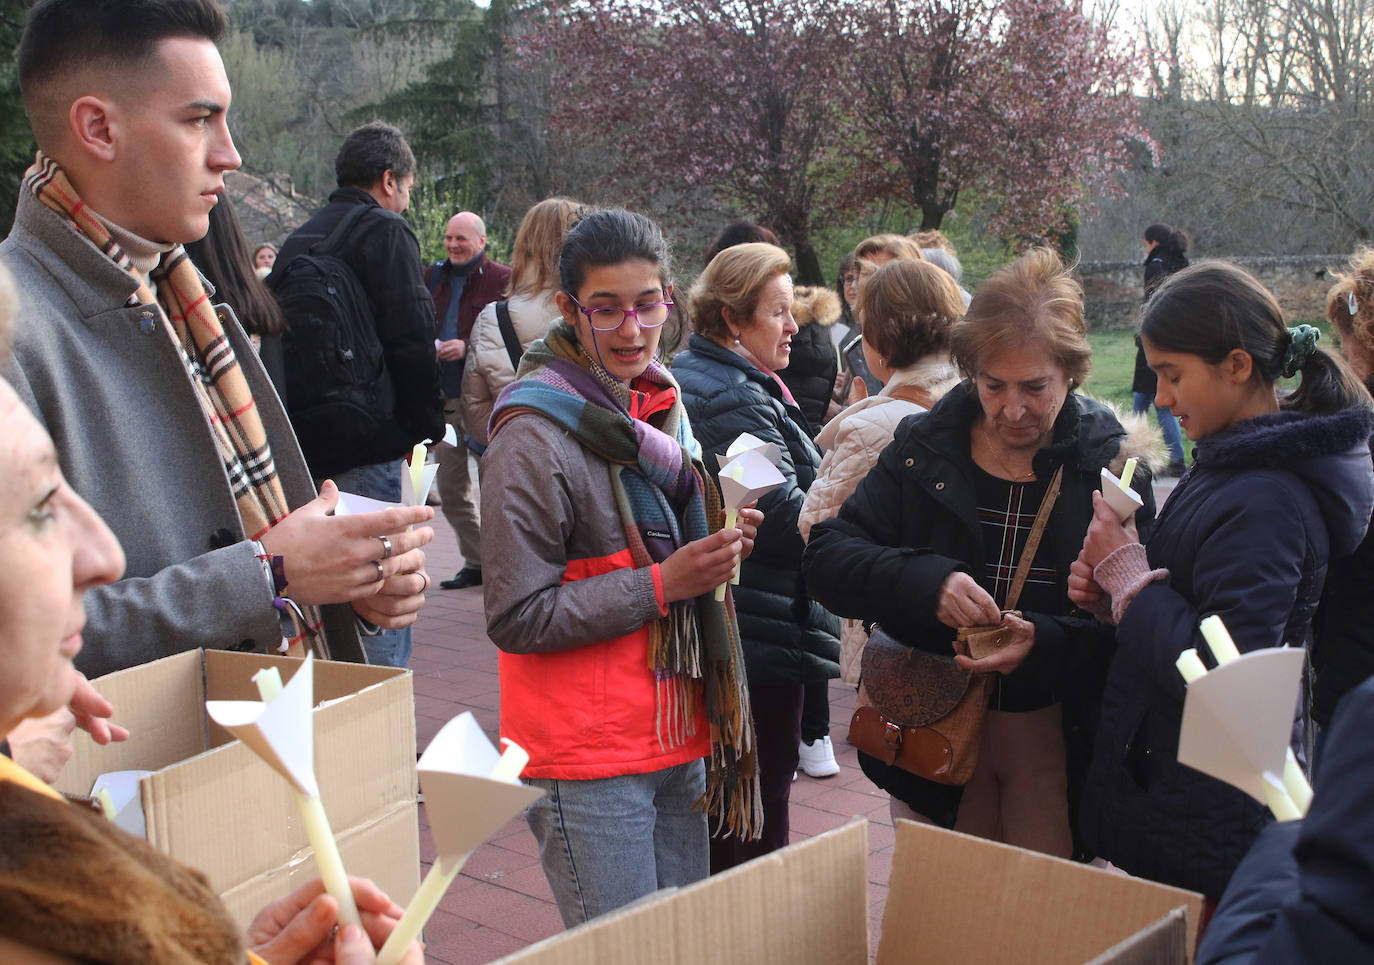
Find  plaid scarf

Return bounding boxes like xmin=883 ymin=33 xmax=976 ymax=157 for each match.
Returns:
xmin=25 ymin=153 xmax=325 ymax=656
xmin=491 ymin=323 xmax=760 ymax=838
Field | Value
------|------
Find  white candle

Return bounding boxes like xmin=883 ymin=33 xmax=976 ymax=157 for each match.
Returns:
xmin=1175 ymin=649 xmax=1207 ymax=684
xmin=253 ymin=666 xmax=361 ymax=928
xmin=376 ymin=853 xmax=468 ymax=965
xmin=253 ymin=666 xmax=284 ymax=700
xmin=409 ymin=442 xmax=426 ymax=505
xmin=714 ymin=508 xmax=738 ymax=601
xmin=490 ymin=740 xmax=530 ymax=783
xmin=1199 ymin=615 xmax=1241 ymax=665
xmin=1118 ymin=457 xmax=1138 ymax=491
xmin=1283 ymin=749 xmax=1313 ymax=815
xmin=1262 ymin=771 xmax=1303 ymax=821
xmin=378 ymin=740 xmax=531 ymax=963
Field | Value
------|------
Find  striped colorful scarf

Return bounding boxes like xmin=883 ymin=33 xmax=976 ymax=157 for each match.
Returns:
xmin=491 ymin=323 xmax=760 ymax=838
xmin=25 ymin=153 xmax=325 ymax=656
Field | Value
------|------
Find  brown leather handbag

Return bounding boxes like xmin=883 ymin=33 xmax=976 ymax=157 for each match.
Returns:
xmin=846 ymin=467 xmax=1064 ymax=785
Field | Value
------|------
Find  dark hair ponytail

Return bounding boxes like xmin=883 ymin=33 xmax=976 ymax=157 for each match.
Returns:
xmin=557 ymin=208 xmax=673 ymax=297
xmin=1144 ymin=223 xmax=1189 ymax=256
xmin=1141 ymin=261 xmax=1370 ymax=416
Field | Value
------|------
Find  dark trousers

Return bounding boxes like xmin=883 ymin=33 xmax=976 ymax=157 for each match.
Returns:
xmin=709 ymin=681 xmax=804 ymax=871
xmin=801 ymin=676 xmax=830 ymax=744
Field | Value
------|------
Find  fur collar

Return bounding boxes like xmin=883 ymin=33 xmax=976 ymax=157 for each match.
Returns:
xmin=790 ymin=286 xmax=842 ymax=328
xmin=0 ymin=780 xmax=245 ymax=964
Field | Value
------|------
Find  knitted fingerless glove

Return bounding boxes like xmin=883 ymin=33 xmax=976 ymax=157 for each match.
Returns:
xmin=1093 ymin=543 xmax=1170 ymax=625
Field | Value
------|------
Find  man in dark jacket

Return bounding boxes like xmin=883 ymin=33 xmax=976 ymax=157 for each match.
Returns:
xmin=272 ymin=121 xmax=443 ymax=484
xmin=424 ymin=212 xmax=510 ymax=590
xmin=272 ymin=121 xmax=444 ymax=666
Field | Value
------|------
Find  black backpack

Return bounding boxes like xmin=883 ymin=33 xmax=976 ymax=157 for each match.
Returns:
xmin=268 ymin=204 xmax=396 ymax=467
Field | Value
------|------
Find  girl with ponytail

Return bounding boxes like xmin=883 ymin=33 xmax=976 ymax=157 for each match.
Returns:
xmin=1070 ymin=261 xmax=1374 ymax=902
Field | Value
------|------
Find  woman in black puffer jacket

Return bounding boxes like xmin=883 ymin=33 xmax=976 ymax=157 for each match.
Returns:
xmin=671 ymin=243 xmax=840 ymax=870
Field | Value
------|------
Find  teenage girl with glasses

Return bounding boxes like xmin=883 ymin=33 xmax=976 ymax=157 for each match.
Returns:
xmin=1072 ymin=261 xmax=1374 ymax=905
xmin=479 ymin=208 xmax=762 ymax=928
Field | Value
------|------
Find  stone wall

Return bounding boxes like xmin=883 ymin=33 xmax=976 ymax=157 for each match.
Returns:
xmin=1079 ymin=255 xmax=1346 ymax=330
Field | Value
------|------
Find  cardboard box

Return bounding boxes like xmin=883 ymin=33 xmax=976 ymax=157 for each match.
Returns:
xmin=494 ymin=819 xmax=1203 ymax=965
xmin=55 ymin=650 xmax=419 ymax=928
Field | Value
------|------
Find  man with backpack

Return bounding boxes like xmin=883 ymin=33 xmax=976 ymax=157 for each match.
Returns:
xmin=424 ymin=212 xmax=509 ymax=591
xmin=270 ymin=121 xmax=443 ymax=666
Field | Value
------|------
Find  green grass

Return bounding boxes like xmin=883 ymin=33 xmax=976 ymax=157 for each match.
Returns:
xmin=1081 ymin=329 xmax=1137 ymax=412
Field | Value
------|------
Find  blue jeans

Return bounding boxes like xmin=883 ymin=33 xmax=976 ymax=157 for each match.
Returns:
xmin=525 ymin=759 xmax=709 ymax=927
xmin=330 ymin=459 xmax=413 ymax=668
xmin=1132 ymin=391 xmax=1185 ymax=463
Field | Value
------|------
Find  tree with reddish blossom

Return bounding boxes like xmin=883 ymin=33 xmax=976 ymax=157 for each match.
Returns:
xmin=526 ymin=0 xmax=857 ymax=283
xmin=833 ymin=0 xmax=1150 ymax=244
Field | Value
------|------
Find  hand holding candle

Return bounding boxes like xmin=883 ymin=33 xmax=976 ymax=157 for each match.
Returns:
xmin=1098 ymin=462 xmax=1145 ymax=522
xmin=712 ymin=444 xmax=785 ymax=601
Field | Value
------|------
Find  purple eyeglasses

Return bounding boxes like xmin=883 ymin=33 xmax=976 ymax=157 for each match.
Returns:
xmin=568 ymin=294 xmax=674 ymax=332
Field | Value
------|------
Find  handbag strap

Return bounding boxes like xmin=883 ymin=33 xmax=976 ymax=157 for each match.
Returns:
xmin=1004 ymin=465 xmax=1064 ymax=611
xmin=495 ymin=301 xmax=522 ymax=371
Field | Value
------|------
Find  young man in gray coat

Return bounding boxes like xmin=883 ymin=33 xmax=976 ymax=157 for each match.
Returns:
xmin=0 ymin=0 xmax=434 ymax=679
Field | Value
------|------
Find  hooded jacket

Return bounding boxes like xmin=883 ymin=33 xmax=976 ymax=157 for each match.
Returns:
xmin=1081 ymin=405 xmax=1374 ymax=899
xmin=777 ymin=285 xmax=843 ymax=436
xmin=671 ymin=334 xmax=840 ymax=687
xmin=803 ymin=383 xmax=1157 ymax=825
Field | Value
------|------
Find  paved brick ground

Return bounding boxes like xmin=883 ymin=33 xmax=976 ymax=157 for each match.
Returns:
xmin=411 ymin=475 xmax=1180 ymax=963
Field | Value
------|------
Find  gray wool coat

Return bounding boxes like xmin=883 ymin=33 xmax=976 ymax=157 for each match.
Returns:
xmin=0 ymin=191 xmax=363 ymax=676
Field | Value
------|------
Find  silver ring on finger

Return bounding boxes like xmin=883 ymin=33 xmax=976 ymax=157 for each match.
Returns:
xmin=375 ymin=535 xmax=393 ymax=559
xmin=419 ymin=571 xmax=430 ymax=594
xmin=373 ymin=561 xmax=386 ymax=582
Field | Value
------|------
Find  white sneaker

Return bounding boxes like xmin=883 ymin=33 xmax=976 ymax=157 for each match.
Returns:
xmin=798 ymin=736 xmax=840 ymax=778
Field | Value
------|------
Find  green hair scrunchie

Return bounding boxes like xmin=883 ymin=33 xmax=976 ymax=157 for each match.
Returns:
xmin=1282 ymin=324 xmax=1321 ymax=378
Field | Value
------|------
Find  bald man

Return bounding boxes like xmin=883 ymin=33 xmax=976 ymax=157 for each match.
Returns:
xmin=424 ymin=212 xmax=510 ymax=590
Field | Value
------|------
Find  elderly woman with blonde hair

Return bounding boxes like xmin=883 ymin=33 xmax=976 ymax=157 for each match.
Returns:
xmin=671 ymin=242 xmax=841 ymax=869
xmin=804 ymin=248 xmax=1156 ymax=857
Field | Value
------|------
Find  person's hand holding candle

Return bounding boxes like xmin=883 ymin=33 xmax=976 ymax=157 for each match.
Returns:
xmin=1081 ymin=490 xmax=1140 ymax=569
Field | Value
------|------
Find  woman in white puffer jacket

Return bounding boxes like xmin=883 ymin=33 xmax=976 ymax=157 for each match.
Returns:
xmin=460 ymin=197 xmax=584 ymax=448
xmin=799 ymin=258 xmax=964 ymax=683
